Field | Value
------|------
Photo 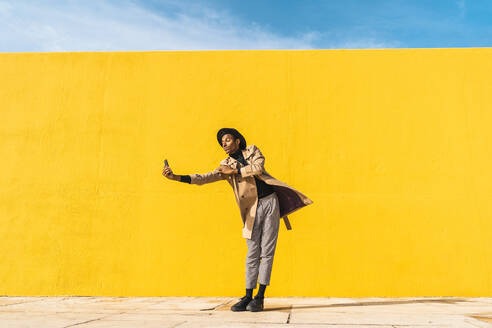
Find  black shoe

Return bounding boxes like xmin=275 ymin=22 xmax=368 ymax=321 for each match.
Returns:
xmin=246 ymin=296 xmax=264 ymax=312
xmin=230 ymin=296 xmax=252 ymax=312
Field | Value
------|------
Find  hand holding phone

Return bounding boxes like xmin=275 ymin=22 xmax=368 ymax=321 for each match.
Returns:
xmin=162 ymin=159 xmax=176 ymax=180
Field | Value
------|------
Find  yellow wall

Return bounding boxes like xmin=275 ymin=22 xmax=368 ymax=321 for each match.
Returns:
xmin=1 ymin=48 xmax=492 ymax=297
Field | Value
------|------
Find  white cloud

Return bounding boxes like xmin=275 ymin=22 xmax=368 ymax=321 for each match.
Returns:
xmin=0 ymin=0 xmax=318 ymax=52
xmin=330 ymin=38 xmax=402 ymax=50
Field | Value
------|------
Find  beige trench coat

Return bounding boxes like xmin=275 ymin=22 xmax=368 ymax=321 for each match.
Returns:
xmin=189 ymin=144 xmax=313 ymax=239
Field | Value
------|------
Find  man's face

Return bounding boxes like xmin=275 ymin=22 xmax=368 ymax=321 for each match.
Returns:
xmin=221 ymin=134 xmax=240 ymax=154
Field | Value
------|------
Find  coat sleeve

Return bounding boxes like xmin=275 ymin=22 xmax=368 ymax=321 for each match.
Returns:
xmin=239 ymin=145 xmax=265 ymax=177
xmin=189 ymin=167 xmax=226 ymax=185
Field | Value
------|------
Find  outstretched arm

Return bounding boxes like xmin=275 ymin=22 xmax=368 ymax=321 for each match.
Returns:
xmin=162 ymin=165 xmax=225 ymax=185
xmin=188 ymin=168 xmax=226 ymax=185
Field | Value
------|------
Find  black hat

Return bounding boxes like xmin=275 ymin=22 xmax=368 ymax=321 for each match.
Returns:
xmin=217 ymin=128 xmax=247 ymax=150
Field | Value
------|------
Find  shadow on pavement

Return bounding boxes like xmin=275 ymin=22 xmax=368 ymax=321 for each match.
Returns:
xmin=263 ymin=297 xmax=469 ymax=312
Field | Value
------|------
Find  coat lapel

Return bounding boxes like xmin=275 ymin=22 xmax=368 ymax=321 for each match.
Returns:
xmin=223 ymin=147 xmax=254 ymax=167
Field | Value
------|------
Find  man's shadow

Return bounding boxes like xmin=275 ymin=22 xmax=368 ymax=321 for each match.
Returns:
xmin=263 ymin=297 xmax=468 ymax=312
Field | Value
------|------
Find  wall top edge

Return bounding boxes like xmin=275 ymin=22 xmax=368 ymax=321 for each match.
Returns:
xmin=1 ymin=47 xmax=492 ymax=55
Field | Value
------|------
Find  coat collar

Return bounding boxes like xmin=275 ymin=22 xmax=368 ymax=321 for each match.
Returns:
xmin=221 ymin=145 xmax=253 ymax=165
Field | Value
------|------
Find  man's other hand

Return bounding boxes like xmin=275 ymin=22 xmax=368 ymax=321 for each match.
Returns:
xmin=217 ymin=165 xmax=237 ymax=175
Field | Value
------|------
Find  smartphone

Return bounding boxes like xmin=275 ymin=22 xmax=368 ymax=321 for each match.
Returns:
xmin=164 ymin=159 xmax=169 ymax=167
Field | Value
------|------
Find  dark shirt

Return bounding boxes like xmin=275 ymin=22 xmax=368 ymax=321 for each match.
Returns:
xmin=230 ymin=148 xmax=275 ymax=199
xmin=177 ymin=148 xmax=275 ymax=199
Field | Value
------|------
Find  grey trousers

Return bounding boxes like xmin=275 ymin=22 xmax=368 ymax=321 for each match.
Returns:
xmin=245 ymin=192 xmax=281 ymax=289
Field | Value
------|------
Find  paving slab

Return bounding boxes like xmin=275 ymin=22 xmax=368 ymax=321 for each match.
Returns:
xmin=0 ymin=311 xmax=110 ymax=328
xmin=0 ymin=296 xmax=490 ymax=328
xmin=289 ymin=312 xmax=479 ymax=326
xmin=179 ymin=324 xmax=397 ymax=328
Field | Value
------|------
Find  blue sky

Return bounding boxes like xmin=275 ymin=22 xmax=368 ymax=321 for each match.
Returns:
xmin=1 ymin=0 xmax=491 ymax=52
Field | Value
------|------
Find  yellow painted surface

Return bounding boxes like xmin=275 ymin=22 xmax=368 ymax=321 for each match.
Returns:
xmin=1 ymin=49 xmax=492 ymax=297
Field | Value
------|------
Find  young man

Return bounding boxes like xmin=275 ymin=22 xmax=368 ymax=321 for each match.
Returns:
xmin=162 ymin=128 xmax=313 ymax=312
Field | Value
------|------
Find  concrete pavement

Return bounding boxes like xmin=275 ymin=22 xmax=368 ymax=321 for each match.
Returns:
xmin=0 ymin=296 xmax=491 ymax=327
